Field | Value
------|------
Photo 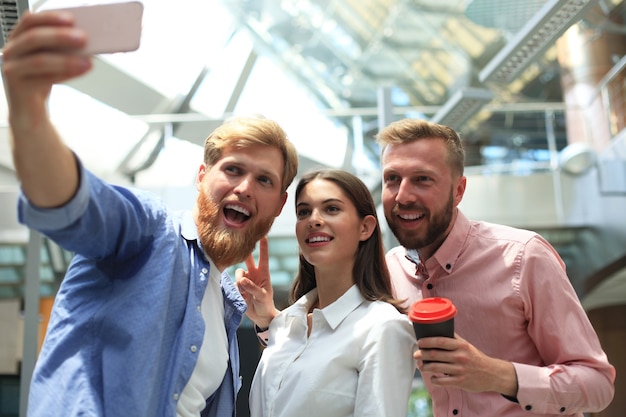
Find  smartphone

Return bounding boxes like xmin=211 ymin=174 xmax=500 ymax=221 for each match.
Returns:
xmin=45 ymin=1 xmax=144 ymax=55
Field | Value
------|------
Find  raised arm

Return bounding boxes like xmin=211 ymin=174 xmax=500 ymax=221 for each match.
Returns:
xmin=2 ymin=10 xmax=92 ymax=207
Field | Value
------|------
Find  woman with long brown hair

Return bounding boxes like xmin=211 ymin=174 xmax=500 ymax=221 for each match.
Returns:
xmin=238 ymin=169 xmax=416 ymax=417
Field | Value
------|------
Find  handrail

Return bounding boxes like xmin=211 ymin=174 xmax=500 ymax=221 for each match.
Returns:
xmin=593 ymin=53 xmax=626 ymax=103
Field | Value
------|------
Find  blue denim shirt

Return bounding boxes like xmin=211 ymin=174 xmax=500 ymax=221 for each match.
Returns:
xmin=19 ymin=166 xmax=245 ymax=417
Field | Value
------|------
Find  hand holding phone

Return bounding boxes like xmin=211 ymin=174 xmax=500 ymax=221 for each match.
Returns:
xmin=45 ymin=1 xmax=144 ymax=55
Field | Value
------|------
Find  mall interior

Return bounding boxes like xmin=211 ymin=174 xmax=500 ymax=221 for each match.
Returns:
xmin=0 ymin=0 xmax=625 ymax=416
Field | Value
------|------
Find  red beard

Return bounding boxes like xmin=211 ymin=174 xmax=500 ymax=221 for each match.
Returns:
xmin=195 ymin=187 xmax=274 ymax=269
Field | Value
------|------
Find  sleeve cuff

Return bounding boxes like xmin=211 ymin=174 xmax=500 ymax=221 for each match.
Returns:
xmin=18 ymin=155 xmax=89 ymax=231
xmin=254 ymin=324 xmax=269 ymax=347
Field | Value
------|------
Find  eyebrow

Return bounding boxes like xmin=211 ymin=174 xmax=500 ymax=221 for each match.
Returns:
xmin=296 ymin=197 xmax=344 ymax=207
xmin=383 ymin=167 xmax=437 ymax=177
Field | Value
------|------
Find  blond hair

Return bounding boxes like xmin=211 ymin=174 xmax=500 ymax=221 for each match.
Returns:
xmin=203 ymin=115 xmax=299 ymax=193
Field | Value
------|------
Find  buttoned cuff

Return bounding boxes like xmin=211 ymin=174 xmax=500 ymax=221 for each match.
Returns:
xmin=512 ymin=362 xmax=550 ymax=414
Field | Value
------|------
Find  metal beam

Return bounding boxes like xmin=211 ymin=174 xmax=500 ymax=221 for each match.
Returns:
xmin=19 ymin=230 xmax=41 ymax=417
xmin=479 ymin=0 xmax=599 ymax=84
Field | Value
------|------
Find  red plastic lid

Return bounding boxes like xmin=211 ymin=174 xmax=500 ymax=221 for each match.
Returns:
xmin=408 ymin=297 xmax=457 ymax=323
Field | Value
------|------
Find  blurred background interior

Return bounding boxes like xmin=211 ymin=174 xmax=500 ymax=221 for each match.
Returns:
xmin=0 ymin=0 xmax=624 ymax=416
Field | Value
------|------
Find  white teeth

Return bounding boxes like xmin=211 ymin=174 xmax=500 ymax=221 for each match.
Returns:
xmin=309 ymin=236 xmax=331 ymax=243
xmin=399 ymin=213 xmax=423 ymax=220
xmin=225 ymin=204 xmax=250 ymax=216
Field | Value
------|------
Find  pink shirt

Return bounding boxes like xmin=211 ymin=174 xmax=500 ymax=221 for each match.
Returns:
xmin=387 ymin=210 xmax=615 ymax=417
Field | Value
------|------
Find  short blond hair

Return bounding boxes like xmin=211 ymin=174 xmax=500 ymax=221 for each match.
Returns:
xmin=203 ymin=115 xmax=299 ymax=193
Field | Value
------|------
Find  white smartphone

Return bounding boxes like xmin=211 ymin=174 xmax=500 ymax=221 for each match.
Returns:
xmin=45 ymin=1 xmax=144 ymax=55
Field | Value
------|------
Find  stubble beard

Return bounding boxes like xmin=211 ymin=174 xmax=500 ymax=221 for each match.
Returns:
xmin=386 ymin=190 xmax=454 ymax=251
xmin=196 ymin=187 xmax=274 ymax=269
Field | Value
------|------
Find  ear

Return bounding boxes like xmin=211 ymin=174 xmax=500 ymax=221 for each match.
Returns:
xmin=274 ymin=191 xmax=288 ymax=216
xmin=359 ymin=215 xmax=377 ymax=241
xmin=195 ymin=164 xmax=207 ymax=191
xmin=454 ymin=175 xmax=466 ymax=207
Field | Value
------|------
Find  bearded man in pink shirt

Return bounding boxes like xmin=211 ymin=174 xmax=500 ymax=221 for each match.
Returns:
xmin=377 ymin=118 xmax=615 ymax=417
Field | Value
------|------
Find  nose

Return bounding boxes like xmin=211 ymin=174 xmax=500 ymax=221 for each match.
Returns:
xmin=233 ymin=174 xmax=253 ymax=198
xmin=308 ymin=209 xmax=323 ymax=228
xmin=395 ymin=178 xmax=415 ymax=205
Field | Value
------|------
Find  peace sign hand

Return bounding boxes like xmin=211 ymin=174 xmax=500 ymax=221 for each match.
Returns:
xmin=235 ymin=236 xmax=279 ymax=329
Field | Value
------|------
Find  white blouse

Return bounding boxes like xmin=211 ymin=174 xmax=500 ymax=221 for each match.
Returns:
xmin=249 ymin=285 xmax=416 ymax=417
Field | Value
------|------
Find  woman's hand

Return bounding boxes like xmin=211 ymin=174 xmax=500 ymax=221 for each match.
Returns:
xmin=235 ymin=236 xmax=279 ymax=329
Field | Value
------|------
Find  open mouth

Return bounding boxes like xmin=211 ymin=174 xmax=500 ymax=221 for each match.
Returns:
xmin=224 ymin=203 xmax=251 ymax=224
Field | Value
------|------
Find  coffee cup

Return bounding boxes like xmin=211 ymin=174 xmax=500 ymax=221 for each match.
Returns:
xmin=408 ymin=297 xmax=456 ymax=339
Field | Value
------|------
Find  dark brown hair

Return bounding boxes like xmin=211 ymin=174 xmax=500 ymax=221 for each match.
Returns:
xmin=289 ymin=169 xmax=406 ymax=313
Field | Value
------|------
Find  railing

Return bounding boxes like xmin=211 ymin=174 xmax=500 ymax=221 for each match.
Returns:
xmin=596 ymin=54 xmax=626 ymax=140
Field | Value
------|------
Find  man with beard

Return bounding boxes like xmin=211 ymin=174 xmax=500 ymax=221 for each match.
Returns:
xmin=377 ymin=118 xmax=615 ymax=417
xmin=2 ymin=10 xmax=298 ymax=417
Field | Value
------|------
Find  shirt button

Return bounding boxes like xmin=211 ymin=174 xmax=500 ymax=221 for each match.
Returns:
xmin=560 ymin=407 xmax=566 ymax=412
xmin=445 ymin=263 xmax=451 ymax=270
xmin=525 ymin=405 xmax=532 ymax=411
xmin=452 ymin=410 xmax=458 ymax=415
xmin=201 ymin=268 xmax=208 ymax=274
xmin=190 ymin=345 xmax=198 ymax=353
xmin=197 ymin=305 xmax=201 ymax=311
xmin=173 ymin=393 xmax=179 ymax=401
xmin=426 ymin=283 xmax=433 ymax=290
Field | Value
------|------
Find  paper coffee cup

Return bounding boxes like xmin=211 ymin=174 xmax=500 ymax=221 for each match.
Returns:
xmin=408 ymin=297 xmax=457 ymax=339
